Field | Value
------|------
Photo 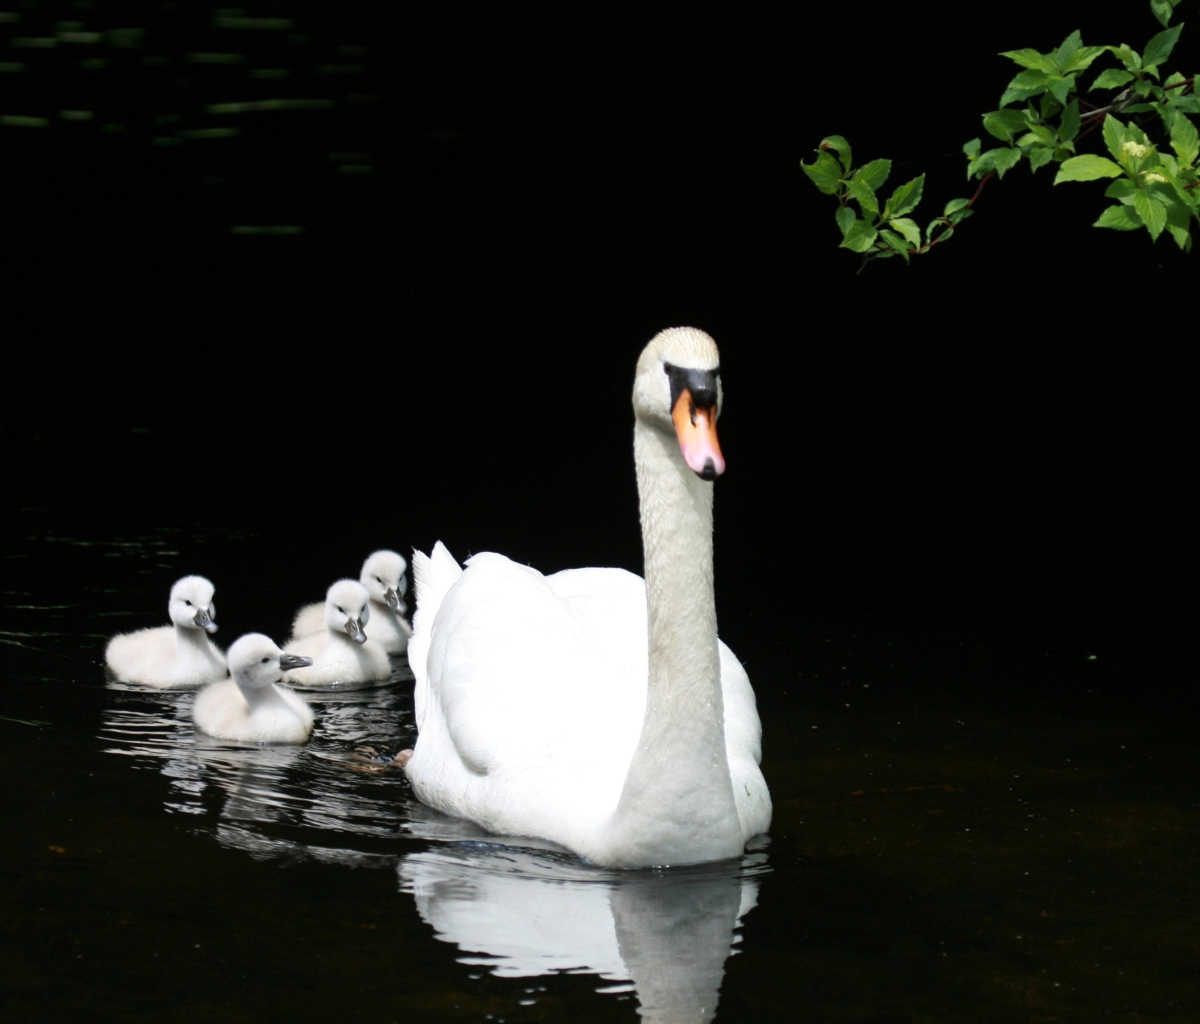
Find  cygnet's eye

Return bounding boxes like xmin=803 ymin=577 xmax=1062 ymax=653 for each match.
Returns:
xmin=261 ymin=656 xmax=270 ymax=664
xmin=336 ymin=606 xmax=345 ymax=614
xmin=375 ymin=576 xmax=384 ymax=584
xmin=184 ymin=600 xmax=193 ymax=606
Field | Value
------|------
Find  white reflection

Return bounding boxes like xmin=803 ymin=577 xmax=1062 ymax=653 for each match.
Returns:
xmin=98 ymin=681 xmax=413 ymax=862
xmin=399 ymin=827 xmax=766 ymax=1024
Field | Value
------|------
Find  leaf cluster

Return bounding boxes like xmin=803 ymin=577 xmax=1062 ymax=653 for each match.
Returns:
xmin=802 ymin=0 xmax=1199 ymax=264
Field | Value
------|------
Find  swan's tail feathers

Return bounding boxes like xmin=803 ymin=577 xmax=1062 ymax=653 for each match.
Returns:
xmin=409 ymin=543 xmax=463 ymax=732
xmin=411 ymin=541 xmax=463 ymax=639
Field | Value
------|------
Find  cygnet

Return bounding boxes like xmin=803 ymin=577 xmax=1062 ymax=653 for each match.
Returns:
xmin=193 ymin=633 xmax=314 ymax=743
xmin=290 ymin=550 xmax=413 ymax=654
xmin=105 ymin=575 xmax=226 ymax=688
xmin=284 ymin=579 xmax=392 ymax=689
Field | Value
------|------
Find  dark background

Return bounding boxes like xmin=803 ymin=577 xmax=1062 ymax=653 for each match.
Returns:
xmin=3 ymin=0 xmax=1193 ymax=643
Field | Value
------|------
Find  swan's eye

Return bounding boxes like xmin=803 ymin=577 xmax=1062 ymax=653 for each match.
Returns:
xmin=375 ymin=576 xmax=383 ymax=584
xmin=184 ymin=599 xmax=193 ymax=606
xmin=663 ymin=362 xmax=674 ymax=375
xmin=261 ymin=656 xmax=270 ymax=664
xmin=336 ymin=606 xmax=345 ymax=614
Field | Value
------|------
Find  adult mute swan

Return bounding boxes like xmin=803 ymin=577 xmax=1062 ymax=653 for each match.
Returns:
xmin=290 ymin=550 xmax=412 ymax=654
xmin=284 ymin=579 xmax=392 ymax=688
xmin=105 ymin=575 xmax=226 ymax=688
xmin=193 ymin=633 xmax=314 ymax=743
xmin=403 ymin=327 xmax=771 ymax=869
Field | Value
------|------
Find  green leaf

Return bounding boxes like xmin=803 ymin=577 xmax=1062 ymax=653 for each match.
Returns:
xmin=819 ymin=135 xmax=853 ymax=174
xmin=1000 ymin=47 xmax=1057 ymax=72
xmin=839 ymin=218 xmax=878 ymax=253
xmin=1110 ymin=44 xmax=1142 ymax=72
xmin=884 ymin=174 xmax=925 ymax=218
xmin=1134 ymin=191 xmax=1167 ymax=239
xmin=879 ymin=230 xmax=911 ymax=264
xmin=855 ymin=158 xmax=892 ymax=193
xmin=1047 ymin=75 xmax=1073 ymax=106
xmin=1054 ymin=31 xmax=1105 ymax=74
xmin=983 ymin=108 xmax=1029 ymax=142
xmin=1023 ymin=121 xmax=1057 ymax=147
xmin=1091 ymin=68 xmax=1135 ymax=90
xmin=988 ymin=147 xmax=1023 ymax=177
xmin=845 ymin=178 xmax=879 ymax=217
xmin=1102 ymin=115 xmax=1126 ymax=162
xmin=1142 ymin=25 xmax=1183 ymax=69
xmin=1000 ymin=69 xmax=1050 ymax=107
xmin=889 ymin=217 xmax=922 ymax=248
xmin=835 ymin=206 xmax=856 ymax=239
xmin=963 ymin=138 xmax=981 ymax=160
xmin=1054 ymin=154 xmax=1125 ymax=182
xmin=1104 ymin=178 xmax=1138 ymax=201
xmin=1151 ymin=0 xmax=1183 ymax=29
xmin=802 ymin=151 xmax=844 ymax=195
xmin=1094 ymin=204 xmax=1143 ymax=230
xmin=1164 ymin=197 xmax=1193 ymax=250
xmin=1058 ymin=101 xmax=1081 ymax=143
xmin=1028 ymin=146 xmax=1055 ymax=172
xmin=943 ymin=198 xmax=970 ymax=216
xmin=1170 ymin=114 xmax=1199 ymax=167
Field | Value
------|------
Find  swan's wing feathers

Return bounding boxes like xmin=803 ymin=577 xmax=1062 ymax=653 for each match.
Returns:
xmin=428 ymin=558 xmax=648 ymax=779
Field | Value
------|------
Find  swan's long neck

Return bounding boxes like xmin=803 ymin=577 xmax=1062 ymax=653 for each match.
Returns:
xmin=175 ymin=623 xmax=219 ymax=667
xmin=604 ymin=418 xmax=743 ymax=867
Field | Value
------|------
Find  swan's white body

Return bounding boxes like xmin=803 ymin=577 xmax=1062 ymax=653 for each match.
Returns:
xmin=290 ymin=550 xmax=412 ymax=654
xmin=193 ymin=633 xmax=314 ymax=743
xmin=405 ymin=328 xmax=771 ymax=868
xmin=284 ymin=579 xmax=392 ymax=688
xmin=105 ymin=575 xmax=226 ymax=688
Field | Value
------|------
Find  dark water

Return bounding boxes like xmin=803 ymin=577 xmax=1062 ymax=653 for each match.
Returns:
xmin=2 ymin=509 xmax=1196 ymax=1023
xmin=4 ymin=1 xmax=1198 ymax=1021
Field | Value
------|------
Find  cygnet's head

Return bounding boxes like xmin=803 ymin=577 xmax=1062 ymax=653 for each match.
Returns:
xmin=324 ymin=579 xmax=371 ymax=644
xmin=227 ymin=633 xmax=312 ymax=691
xmin=632 ymin=327 xmax=725 ymax=480
xmin=168 ymin=575 xmax=219 ymax=633
xmin=361 ymin=549 xmax=409 ymax=615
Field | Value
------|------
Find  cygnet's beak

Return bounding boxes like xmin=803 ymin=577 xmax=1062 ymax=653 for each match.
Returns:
xmin=345 ymin=617 xmax=367 ymax=644
xmin=194 ymin=606 xmax=219 ymax=634
xmin=384 ymin=588 xmax=408 ymax=616
xmin=279 ymin=653 xmax=313 ymax=671
xmin=670 ymin=384 xmax=725 ymax=480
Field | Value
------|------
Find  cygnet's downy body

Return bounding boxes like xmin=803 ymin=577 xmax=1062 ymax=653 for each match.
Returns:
xmin=284 ymin=579 xmax=392 ymax=689
xmin=290 ymin=550 xmax=412 ymax=654
xmin=105 ymin=575 xmax=226 ymax=688
xmin=193 ymin=633 xmax=314 ymax=743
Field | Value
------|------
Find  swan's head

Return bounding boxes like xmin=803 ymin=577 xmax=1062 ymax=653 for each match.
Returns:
xmin=361 ymin=549 xmax=409 ymax=615
xmin=168 ymin=575 xmax=219 ymax=633
xmin=324 ymin=579 xmax=371 ymax=643
xmin=633 ymin=327 xmax=725 ymax=479
xmin=227 ymin=633 xmax=312 ymax=691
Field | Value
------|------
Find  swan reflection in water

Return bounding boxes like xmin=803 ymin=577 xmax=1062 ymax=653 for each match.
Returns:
xmin=99 ymin=678 xmax=766 ymax=1020
xmin=400 ymin=806 xmax=768 ymax=1024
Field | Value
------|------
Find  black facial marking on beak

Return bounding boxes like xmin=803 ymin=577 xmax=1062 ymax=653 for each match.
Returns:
xmin=664 ymin=363 xmax=720 ymax=419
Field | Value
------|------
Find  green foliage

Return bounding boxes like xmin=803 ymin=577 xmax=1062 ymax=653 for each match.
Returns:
xmin=802 ymin=1 xmax=1199 ymax=266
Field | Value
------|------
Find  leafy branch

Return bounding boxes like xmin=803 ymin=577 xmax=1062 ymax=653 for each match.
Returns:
xmin=802 ymin=0 xmax=1199 ymax=268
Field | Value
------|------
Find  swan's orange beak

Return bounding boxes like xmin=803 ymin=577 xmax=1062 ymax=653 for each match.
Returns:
xmin=672 ymin=389 xmax=725 ymax=480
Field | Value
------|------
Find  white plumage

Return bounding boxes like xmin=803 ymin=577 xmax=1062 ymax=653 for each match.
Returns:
xmin=284 ymin=579 xmax=391 ymax=688
xmin=105 ymin=575 xmax=226 ymax=688
xmin=193 ymin=633 xmax=314 ymax=743
xmin=404 ymin=328 xmax=771 ymax=868
xmin=290 ymin=550 xmax=412 ymax=654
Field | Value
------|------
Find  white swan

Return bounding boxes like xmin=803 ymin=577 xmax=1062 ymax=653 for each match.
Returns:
xmin=283 ymin=579 xmax=392 ymax=689
xmin=403 ymin=327 xmax=771 ymax=869
xmin=290 ymin=550 xmax=412 ymax=654
xmin=105 ymin=575 xmax=227 ymax=688
xmin=193 ymin=633 xmax=314 ymax=743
